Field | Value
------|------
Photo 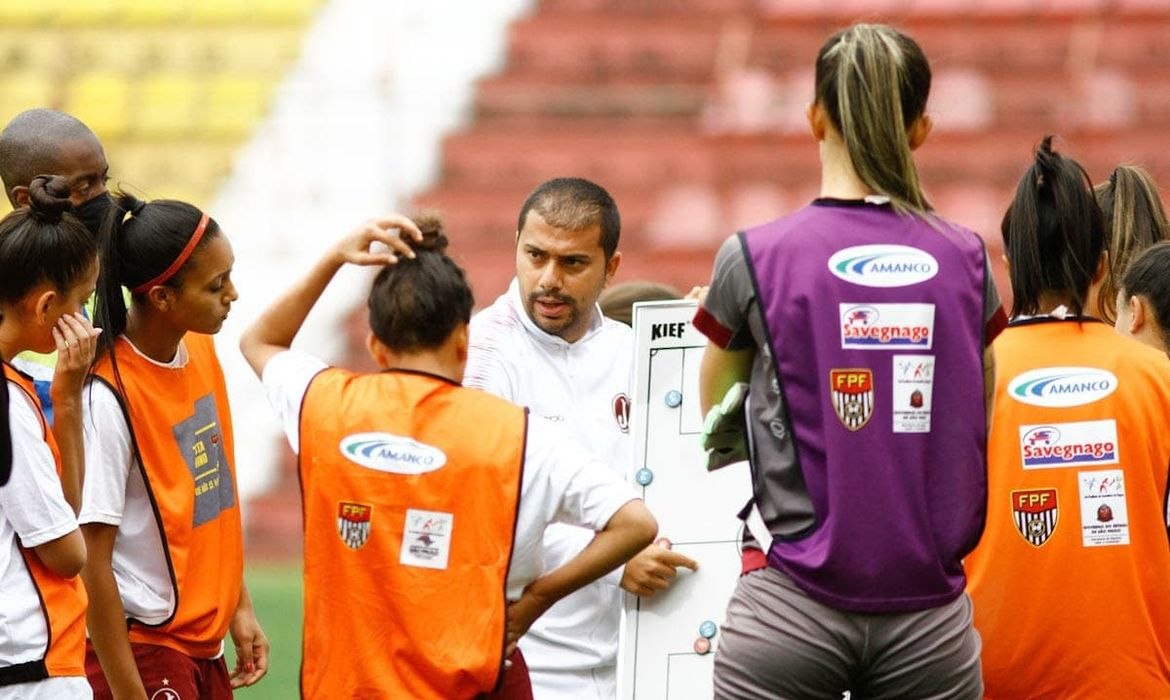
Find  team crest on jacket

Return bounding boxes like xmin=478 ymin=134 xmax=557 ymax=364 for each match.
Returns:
xmin=613 ymin=393 xmax=631 ymax=433
xmin=830 ymin=369 xmax=874 ymax=431
xmin=1011 ymin=489 xmax=1058 ymax=546
xmin=338 ymin=502 xmax=373 ymax=550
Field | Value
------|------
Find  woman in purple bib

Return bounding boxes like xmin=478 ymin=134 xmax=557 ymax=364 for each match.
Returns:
xmin=694 ymin=23 xmax=1006 ymax=699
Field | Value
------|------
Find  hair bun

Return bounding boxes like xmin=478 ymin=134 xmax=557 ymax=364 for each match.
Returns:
xmin=125 ymin=195 xmax=146 ymax=217
xmin=411 ymin=212 xmax=449 ymax=253
xmin=1034 ymin=135 xmax=1058 ymax=189
xmin=27 ymin=175 xmax=72 ymax=224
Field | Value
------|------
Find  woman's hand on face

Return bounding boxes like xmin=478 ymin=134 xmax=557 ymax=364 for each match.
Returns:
xmin=50 ymin=312 xmax=101 ymax=398
xmin=332 ymin=215 xmax=424 ymax=267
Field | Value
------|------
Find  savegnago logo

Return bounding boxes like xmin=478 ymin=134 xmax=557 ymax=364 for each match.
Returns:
xmin=839 ymin=303 xmax=934 ymax=349
xmin=1007 ymin=367 xmax=1118 ymax=408
xmin=827 ymin=245 xmax=938 ymax=288
xmin=339 ymin=433 xmax=448 ymax=475
xmin=1019 ymin=420 xmax=1119 ymax=469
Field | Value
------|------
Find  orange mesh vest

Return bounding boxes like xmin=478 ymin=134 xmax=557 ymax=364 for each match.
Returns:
xmin=1 ymin=364 xmax=87 ymax=683
xmin=966 ymin=319 xmax=1170 ymax=699
xmin=299 ymin=368 xmax=526 ymax=700
xmin=90 ymin=335 xmax=242 ymax=658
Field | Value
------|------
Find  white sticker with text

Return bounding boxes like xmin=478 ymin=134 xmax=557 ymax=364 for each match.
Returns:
xmin=400 ymin=509 xmax=454 ymax=570
xmin=1019 ymin=420 xmax=1119 ymax=470
xmin=1078 ymin=469 xmax=1129 ymax=548
xmin=840 ymin=303 xmax=935 ymax=350
xmin=892 ymin=355 xmax=935 ymax=433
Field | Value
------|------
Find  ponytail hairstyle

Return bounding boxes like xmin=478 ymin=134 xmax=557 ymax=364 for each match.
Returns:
xmin=1092 ymin=165 xmax=1170 ymax=323
xmin=1002 ymin=136 xmax=1105 ymax=318
xmin=0 ymin=344 xmax=10 ymax=486
xmin=0 ymin=175 xmax=96 ymax=305
xmin=1119 ymin=241 xmax=1170 ymax=351
xmin=92 ymin=193 xmax=220 ymax=358
xmin=814 ymin=23 xmax=932 ymax=217
xmin=367 ymin=213 xmax=474 ymax=353
xmin=0 ymin=175 xmax=95 ymax=484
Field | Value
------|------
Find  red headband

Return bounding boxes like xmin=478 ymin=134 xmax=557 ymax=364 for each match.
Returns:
xmin=131 ymin=213 xmax=210 ymax=294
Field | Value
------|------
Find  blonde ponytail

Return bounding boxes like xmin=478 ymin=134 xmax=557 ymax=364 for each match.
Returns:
xmin=816 ymin=24 xmax=932 ymax=218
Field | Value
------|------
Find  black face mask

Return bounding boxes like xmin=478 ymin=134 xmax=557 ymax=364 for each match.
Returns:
xmin=72 ymin=191 xmax=114 ymax=237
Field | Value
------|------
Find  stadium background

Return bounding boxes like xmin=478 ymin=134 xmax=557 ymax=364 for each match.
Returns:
xmin=2 ymin=0 xmax=1168 ymax=696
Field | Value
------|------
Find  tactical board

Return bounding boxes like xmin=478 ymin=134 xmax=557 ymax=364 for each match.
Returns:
xmin=617 ymin=300 xmax=755 ymax=700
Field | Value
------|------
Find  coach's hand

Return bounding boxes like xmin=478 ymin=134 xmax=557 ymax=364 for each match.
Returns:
xmin=620 ymin=542 xmax=698 ymax=597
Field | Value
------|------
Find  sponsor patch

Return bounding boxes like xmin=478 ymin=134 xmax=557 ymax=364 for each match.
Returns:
xmin=400 ymin=509 xmax=453 ymax=570
xmin=1012 ymin=488 xmax=1058 ymax=546
xmin=339 ymin=433 xmax=447 ymax=475
xmin=1007 ymin=367 xmax=1118 ymax=408
xmin=613 ymin=393 xmax=631 ymax=433
xmin=830 ymin=368 xmax=874 ymax=431
xmin=1078 ymin=470 xmax=1129 ymax=547
xmin=174 ymin=394 xmax=235 ymax=528
xmin=1019 ymin=420 xmax=1119 ymax=469
xmin=840 ymin=303 xmax=935 ymax=350
xmin=337 ymin=502 xmax=372 ymax=550
xmin=827 ymin=244 xmax=939 ymax=288
xmin=892 ymin=355 xmax=935 ymax=433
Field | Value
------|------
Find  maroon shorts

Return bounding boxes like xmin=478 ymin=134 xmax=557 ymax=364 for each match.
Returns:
xmin=86 ymin=641 xmax=233 ymax=700
xmin=477 ymin=648 xmax=533 ymax=700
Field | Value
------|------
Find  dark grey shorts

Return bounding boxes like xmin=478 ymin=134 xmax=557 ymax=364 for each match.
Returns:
xmin=713 ymin=567 xmax=982 ymax=700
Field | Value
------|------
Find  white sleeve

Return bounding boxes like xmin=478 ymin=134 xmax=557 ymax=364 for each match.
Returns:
xmin=78 ymin=380 xmax=134 ymax=526
xmin=464 ymin=312 xmax=518 ymax=401
xmin=261 ymin=349 xmax=329 ymax=455
xmin=0 ymin=382 xmax=77 ymax=548
xmin=524 ymin=416 xmax=639 ymax=532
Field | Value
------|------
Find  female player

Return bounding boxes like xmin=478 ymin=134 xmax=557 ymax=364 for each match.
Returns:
xmin=81 ymin=194 xmax=267 ymax=699
xmin=0 ymin=175 xmax=99 ymax=698
xmin=1091 ymin=165 xmax=1170 ymax=323
xmin=1114 ymin=241 xmax=1170 ymax=353
xmin=966 ymin=138 xmax=1170 ymax=698
xmin=694 ymin=23 xmax=1004 ymax=699
xmin=239 ymin=213 xmax=656 ymax=699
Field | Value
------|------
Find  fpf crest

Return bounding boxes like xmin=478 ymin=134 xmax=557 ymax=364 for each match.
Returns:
xmin=1011 ymin=488 xmax=1058 ymax=546
xmin=337 ymin=501 xmax=373 ymax=550
xmin=830 ymin=368 xmax=874 ymax=431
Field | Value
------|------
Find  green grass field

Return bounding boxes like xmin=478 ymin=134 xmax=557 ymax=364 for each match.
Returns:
xmin=227 ymin=562 xmax=304 ymax=699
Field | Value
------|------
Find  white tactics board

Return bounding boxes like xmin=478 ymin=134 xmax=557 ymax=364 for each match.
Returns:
xmin=617 ymin=300 xmax=754 ymax=700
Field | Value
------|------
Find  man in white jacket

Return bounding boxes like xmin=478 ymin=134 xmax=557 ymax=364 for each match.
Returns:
xmin=465 ymin=178 xmax=697 ymax=700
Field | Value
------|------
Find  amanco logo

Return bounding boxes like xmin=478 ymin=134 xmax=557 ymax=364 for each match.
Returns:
xmin=1007 ymin=367 xmax=1118 ymax=408
xmin=339 ymin=433 xmax=448 ymax=475
xmin=827 ymin=244 xmax=938 ymax=288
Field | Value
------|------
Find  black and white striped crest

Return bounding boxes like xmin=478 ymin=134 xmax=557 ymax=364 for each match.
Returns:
xmin=830 ymin=369 xmax=874 ymax=431
xmin=337 ymin=501 xmax=372 ymax=550
xmin=1012 ymin=488 xmax=1058 ymax=547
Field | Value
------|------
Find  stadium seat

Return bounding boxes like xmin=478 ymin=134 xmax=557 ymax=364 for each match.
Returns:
xmin=0 ymin=75 xmax=54 ymax=120
xmin=120 ymin=0 xmax=184 ymax=25
xmin=52 ymin=0 xmax=119 ymax=26
xmin=66 ymin=72 xmax=133 ymax=140
xmin=205 ymin=75 xmax=271 ymax=138
xmin=0 ymin=3 xmax=51 ymax=26
xmin=189 ymin=0 xmax=254 ymax=25
xmin=137 ymin=73 xmax=202 ymax=138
